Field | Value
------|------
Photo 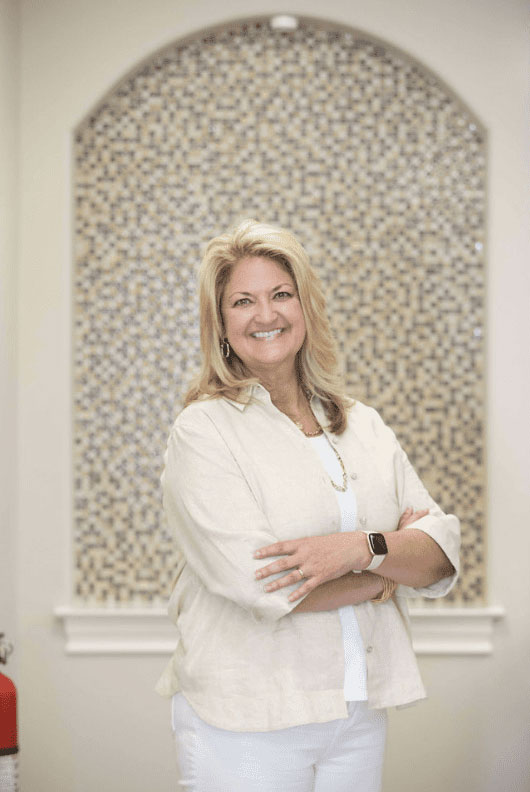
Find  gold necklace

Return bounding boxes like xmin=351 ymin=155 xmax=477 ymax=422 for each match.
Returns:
xmin=302 ymin=394 xmax=348 ymax=492
xmin=293 ymin=419 xmax=323 ymax=438
xmin=284 ymin=389 xmax=323 ymax=437
xmin=325 ymin=438 xmax=348 ymax=492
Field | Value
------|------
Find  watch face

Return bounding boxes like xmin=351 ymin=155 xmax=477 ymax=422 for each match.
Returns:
xmin=368 ymin=533 xmax=388 ymax=555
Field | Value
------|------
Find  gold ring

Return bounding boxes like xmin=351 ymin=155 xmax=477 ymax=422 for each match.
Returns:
xmin=297 ymin=568 xmax=305 ymax=579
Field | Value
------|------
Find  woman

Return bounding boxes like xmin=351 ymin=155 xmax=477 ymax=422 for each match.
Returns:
xmin=156 ymin=219 xmax=460 ymax=792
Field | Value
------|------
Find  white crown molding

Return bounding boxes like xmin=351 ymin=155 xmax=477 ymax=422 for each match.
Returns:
xmin=54 ymin=605 xmax=505 ymax=656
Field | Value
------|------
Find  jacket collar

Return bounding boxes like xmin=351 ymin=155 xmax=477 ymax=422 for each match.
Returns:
xmin=225 ymin=384 xmax=328 ymax=426
xmin=224 ymin=383 xmax=270 ymax=411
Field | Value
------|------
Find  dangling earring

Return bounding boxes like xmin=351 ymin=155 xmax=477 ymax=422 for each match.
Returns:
xmin=220 ymin=338 xmax=231 ymax=359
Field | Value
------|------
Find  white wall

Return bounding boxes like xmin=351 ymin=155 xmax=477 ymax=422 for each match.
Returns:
xmin=0 ymin=0 xmax=19 ymax=671
xmin=14 ymin=0 xmax=530 ymax=790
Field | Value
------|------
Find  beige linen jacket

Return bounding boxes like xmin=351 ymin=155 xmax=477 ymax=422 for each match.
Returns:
xmin=155 ymin=385 xmax=460 ymax=731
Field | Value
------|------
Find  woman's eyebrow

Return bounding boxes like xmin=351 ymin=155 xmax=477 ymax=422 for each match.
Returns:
xmin=227 ymin=283 xmax=293 ymax=300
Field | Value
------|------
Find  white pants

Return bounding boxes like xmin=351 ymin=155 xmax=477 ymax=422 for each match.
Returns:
xmin=171 ymin=693 xmax=387 ymax=792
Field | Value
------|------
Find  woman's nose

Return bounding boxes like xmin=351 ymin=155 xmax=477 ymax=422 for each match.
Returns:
xmin=254 ymin=298 xmax=277 ymax=324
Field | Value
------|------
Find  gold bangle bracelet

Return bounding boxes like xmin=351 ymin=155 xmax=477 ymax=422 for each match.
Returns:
xmin=371 ymin=575 xmax=397 ymax=603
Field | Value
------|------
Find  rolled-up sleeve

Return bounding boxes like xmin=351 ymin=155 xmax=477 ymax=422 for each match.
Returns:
xmin=162 ymin=410 xmax=307 ymax=622
xmin=396 ymin=449 xmax=460 ymax=598
xmin=370 ymin=407 xmax=461 ymax=599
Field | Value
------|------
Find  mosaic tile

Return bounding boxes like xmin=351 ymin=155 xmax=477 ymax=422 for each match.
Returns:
xmin=73 ymin=18 xmax=486 ymax=605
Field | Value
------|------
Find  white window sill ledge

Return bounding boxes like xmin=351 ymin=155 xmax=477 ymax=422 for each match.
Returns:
xmin=54 ymin=605 xmax=505 ymax=656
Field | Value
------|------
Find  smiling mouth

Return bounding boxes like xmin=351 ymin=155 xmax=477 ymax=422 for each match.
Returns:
xmin=250 ymin=329 xmax=284 ymax=339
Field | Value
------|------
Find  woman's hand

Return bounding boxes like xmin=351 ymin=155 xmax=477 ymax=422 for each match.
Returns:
xmin=396 ymin=507 xmax=429 ymax=530
xmin=254 ymin=507 xmax=429 ymax=602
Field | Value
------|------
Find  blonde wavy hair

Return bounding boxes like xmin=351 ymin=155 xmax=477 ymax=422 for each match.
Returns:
xmin=185 ymin=218 xmax=350 ymax=433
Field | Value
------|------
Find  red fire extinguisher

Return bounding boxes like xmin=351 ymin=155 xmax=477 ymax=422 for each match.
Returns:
xmin=0 ymin=635 xmax=18 ymax=792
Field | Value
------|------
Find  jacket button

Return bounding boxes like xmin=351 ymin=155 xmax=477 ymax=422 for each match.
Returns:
xmin=359 ymin=516 xmax=367 ymax=527
xmin=366 ymin=645 xmax=373 ymax=653
xmin=349 ymin=472 xmax=357 ymax=480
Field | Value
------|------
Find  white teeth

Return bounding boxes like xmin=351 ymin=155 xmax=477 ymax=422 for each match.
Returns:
xmin=251 ymin=329 xmax=283 ymax=339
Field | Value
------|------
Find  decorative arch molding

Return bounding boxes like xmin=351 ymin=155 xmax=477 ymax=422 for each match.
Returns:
xmin=70 ymin=14 xmax=486 ymax=608
xmin=75 ymin=14 xmax=486 ymax=135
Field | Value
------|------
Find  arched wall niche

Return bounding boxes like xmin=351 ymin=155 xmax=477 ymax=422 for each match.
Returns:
xmin=73 ymin=14 xmax=486 ymax=605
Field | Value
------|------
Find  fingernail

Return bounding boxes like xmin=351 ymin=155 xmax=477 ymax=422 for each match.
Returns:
xmin=255 ymin=571 xmax=261 ymax=579
xmin=264 ymin=584 xmax=273 ymax=592
xmin=254 ymin=551 xmax=262 ymax=558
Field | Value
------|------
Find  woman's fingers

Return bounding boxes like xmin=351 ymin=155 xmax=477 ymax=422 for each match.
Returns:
xmin=254 ymin=540 xmax=301 ymax=581
xmin=254 ymin=539 xmax=297 ymax=560
xmin=408 ymin=508 xmax=429 ymax=524
xmin=263 ymin=569 xmax=306 ymax=592
xmin=255 ymin=556 xmax=300 ymax=580
xmin=398 ymin=507 xmax=429 ymax=529
xmin=288 ymin=580 xmax=315 ymax=602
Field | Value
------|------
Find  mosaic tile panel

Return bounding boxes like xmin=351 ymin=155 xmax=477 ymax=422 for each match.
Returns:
xmin=73 ymin=17 xmax=486 ymax=605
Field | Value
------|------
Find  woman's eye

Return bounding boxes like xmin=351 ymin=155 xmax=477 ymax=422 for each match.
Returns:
xmin=233 ymin=297 xmax=251 ymax=306
xmin=273 ymin=291 xmax=292 ymax=300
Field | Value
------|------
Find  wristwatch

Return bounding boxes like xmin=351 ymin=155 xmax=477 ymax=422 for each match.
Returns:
xmin=361 ymin=531 xmax=388 ymax=571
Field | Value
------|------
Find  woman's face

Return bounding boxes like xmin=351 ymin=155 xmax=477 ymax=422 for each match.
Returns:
xmin=221 ymin=256 xmax=306 ymax=380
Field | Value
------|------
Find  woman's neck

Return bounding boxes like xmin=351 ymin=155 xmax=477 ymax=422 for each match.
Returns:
xmin=255 ymin=367 xmax=321 ymax=436
xmin=269 ymin=379 xmax=305 ymax=416
xmin=256 ymin=369 xmax=305 ymax=416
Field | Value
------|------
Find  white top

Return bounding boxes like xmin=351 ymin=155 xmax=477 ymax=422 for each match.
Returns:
xmin=156 ymin=385 xmax=460 ymax=731
xmin=308 ymin=433 xmax=367 ymax=701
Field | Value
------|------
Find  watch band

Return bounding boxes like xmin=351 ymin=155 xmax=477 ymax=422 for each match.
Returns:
xmin=364 ymin=552 xmax=386 ymax=571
